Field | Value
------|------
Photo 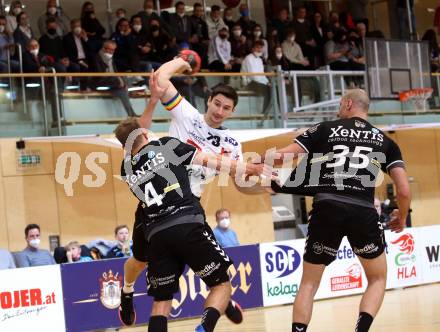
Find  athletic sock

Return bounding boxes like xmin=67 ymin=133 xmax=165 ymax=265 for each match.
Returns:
xmin=200 ymin=307 xmax=221 ymax=332
xmin=123 ymin=279 xmax=134 ymax=294
xmin=148 ymin=315 xmax=167 ymax=332
xmin=355 ymin=312 xmax=374 ymax=332
xmin=292 ymin=322 xmax=308 ymax=332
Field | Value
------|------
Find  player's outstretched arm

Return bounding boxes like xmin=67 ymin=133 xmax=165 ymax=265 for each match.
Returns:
xmin=139 ymin=71 xmax=167 ymax=129
xmin=154 ymin=57 xmax=192 ymax=103
xmin=269 ymin=143 xmax=307 ymax=166
xmin=388 ymin=167 xmax=411 ymax=233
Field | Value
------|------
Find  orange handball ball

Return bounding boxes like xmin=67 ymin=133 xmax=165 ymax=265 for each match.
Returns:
xmin=179 ymin=49 xmax=202 ymax=74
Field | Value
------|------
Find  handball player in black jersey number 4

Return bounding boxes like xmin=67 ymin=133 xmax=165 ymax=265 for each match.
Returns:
xmin=267 ymin=89 xmax=411 ymax=332
xmin=115 ymin=56 xmax=270 ymax=331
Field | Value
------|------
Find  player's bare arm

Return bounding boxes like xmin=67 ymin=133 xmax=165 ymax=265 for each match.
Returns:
xmin=138 ymin=71 xmax=168 ymax=129
xmin=154 ymin=57 xmax=192 ymax=103
xmin=388 ymin=167 xmax=411 ymax=233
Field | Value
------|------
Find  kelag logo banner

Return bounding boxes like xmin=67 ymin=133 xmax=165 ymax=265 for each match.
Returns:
xmin=259 ymin=240 xmax=305 ymax=306
xmin=0 ymin=265 xmax=65 ymax=331
xmin=61 ymin=244 xmax=262 ymax=331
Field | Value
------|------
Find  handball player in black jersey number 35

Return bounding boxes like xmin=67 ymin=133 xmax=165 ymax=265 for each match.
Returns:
xmin=115 ymin=51 xmax=271 ymax=331
xmin=267 ymin=89 xmax=411 ymax=332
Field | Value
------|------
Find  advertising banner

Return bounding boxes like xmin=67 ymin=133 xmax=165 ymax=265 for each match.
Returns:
xmin=62 ymin=244 xmax=262 ymax=331
xmin=259 ymin=239 xmax=305 ymax=306
xmin=418 ymin=225 xmax=440 ymax=284
xmin=0 ymin=265 xmax=65 ymax=332
xmin=315 ymin=237 xmax=367 ymax=300
xmin=385 ymin=228 xmax=424 ymax=289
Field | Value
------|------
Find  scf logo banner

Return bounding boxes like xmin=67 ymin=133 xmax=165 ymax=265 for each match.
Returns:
xmin=259 ymin=240 xmax=305 ymax=306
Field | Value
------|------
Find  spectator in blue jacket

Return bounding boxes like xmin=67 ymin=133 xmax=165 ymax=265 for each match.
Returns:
xmin=106 ymin=225 xmax=132 ymax=258
xmin=213 ymin=209 xmax=240 ymax=248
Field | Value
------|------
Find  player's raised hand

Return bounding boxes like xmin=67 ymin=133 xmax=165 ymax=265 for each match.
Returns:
xmin=149 ymin=70 xmax=167 ymax=101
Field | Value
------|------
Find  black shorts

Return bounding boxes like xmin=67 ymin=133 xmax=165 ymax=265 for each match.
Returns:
xmin=146 ymin=219 xmax=232 ymax=301
xmin=132 ymin=208 xmax=149 ymax=263
xmin=304 ymin=199 xmax=385 ymax=266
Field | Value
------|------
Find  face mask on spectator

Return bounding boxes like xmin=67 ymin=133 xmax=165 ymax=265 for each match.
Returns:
xmin=290 ymin=36 xmax=296 ymax=43
xmin=117 ymin=13 xmax=125 ymax=19
xmin=146 ymin=8 xmax=153 ymax=15
xmin=13 ymin=7 xmax=22 ymax=15
xmin=30 ymin=48 xmax=39 ymax=56
xmin=254 ymin=51 xmax=263 ymax=57
xmin=253 ymin=30 xmax=262 ymax=38
xmin=47 ymin=28 xmax=57 ymax=35
xmin=150 ymin=25 xmax=159 ymax=33
xmin=297 ymin=18 xmax=305 ymax=23
xmin=0 ymin=25 xmax=5 ymax=33
xmin=276 ymin=52 xmax=283 ymax=59
xmin=133 ymin=24 xmax=142 ymax=33
xmin=225 ymin=15 xmax=233 ymax=21
xmin=219 ymin=218 xmax=230 ymax=229
xmin=29 ymin=238 xmax=40 ymax=249
xmin=48 ymin=7 xmax=57 ymax=15
xmin=103 ymin=52 xmax=113 ymax=60
xmin=233 ymin=29 xmax=241 ymax=37
xmin=73 ymin=27 xmax=82 ymax=35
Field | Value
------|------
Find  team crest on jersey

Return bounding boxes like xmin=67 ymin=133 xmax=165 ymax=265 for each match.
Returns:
xmin=355 ymin=120 xmax=366 ymax=128
xmin=148 ymin=150 xmax=156 ymax=159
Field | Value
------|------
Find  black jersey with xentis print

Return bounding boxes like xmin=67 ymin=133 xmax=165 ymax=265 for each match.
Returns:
xmin=273 ymin=117 xmax=405 ymax=203
xmin=121 ymin=136 xmax=204 ymax=237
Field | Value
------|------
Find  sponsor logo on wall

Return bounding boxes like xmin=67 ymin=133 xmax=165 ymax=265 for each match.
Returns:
xmin=390 ymin=233 xmax=417 ymax=280
xmin=99 ymin=270 xmax=122 ymax=309
xmin=425 ymin=245 xmax=439 ymax=269
xmin=330 ymin=263 xmax=363 ymax=292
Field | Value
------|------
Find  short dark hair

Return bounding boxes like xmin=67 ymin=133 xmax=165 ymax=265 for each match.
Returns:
xmin=211 ymin=5 xmax=220 ymax=12
xmin=210 ymin=84 xmax=238 ymax=107
xmin=175 ymin=1 xmax=185 ymax=8
xmin=114 ymin=117 xmax=143 ymax=148
xmin=194 ymin=3 xmax=202 ymax=9
xmin=114 ymin=224 xmax=129 ymax=235
xmin=25 ymin=224 xmax=40 ymax=237
xmin=253 ymin=40 xmax=264 ymax=48
xmin=46 ymin=16 xmax=57 ymax=26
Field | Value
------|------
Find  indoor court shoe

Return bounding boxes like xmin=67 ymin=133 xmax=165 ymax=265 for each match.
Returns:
xmin=118 ymin=289 xmax=136 ymax=326
xmin=225 ymin=300 xmax=243 ymax=324
xmin=195 ymin=324 xmax=206 ymax=332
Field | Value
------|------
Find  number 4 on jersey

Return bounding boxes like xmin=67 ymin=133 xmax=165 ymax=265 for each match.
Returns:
xmin=145 ymin=182 xmax=163 ymax=207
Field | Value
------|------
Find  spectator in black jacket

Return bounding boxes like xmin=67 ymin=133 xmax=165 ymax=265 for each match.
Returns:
xmin=190 ymin=3 xmax=209 ymax=68
xmin=138 ymin=0 xmax=173 ymax=37
xmin=169 ymin=1 xmax=192 ymax=44
xmin=13 ymin=11 xmax=34 ymax=51
xmin=237 ymin=3 xmax=257 ymax=38
xmin=91 ymin=40 xmax=136 ymax=116
xmin=310 ymin=11 xmax=326 ymax=68
xmin=147 ymin=18 xmax=177 ymax=63
xmin=110 ymin=18 xmax=134 ymax=72
xmin=223 ymin=7 xmax=235 ymax=32
xmin=106 ymin=225 xmax=132 ymax=259
xmin=268 ymin=8 xmax=291 ymax=44
xmin=292 ymin=6 xmax=319 ymax=68
xmin=63 ymin=19 xmax=91 ymax=70
xmin=80 ymin=1 xmax=105 ymax=55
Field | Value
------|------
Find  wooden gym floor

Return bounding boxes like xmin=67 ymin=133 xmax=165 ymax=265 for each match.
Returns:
xmin=118 ymin=283 xmax=439 ymax=332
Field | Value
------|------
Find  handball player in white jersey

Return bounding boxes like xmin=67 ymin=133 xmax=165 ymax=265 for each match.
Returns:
xmin=119 ymin=57 xmax=262 ymax=326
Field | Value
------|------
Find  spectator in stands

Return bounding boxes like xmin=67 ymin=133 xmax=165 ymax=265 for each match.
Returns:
xmin=325 ymin=29 xmax=363 ymax=74
xmin=91 ymin=40 xmax=136 ymax=116
xmin=237 ymin=3 xmax=257 ymax=38
xmin=223 ymin=7 xmax=235 ymax=32
xmin=327 ymin=11 xmax=344 ymax=33
xmin=106 ymin=225 xmax=132 ymax=258
xmin=310 ymin=11 xmax=326 ymax=68
xmin=111 ymin=18 xmax=134 ymax=72
xmin=138 ymin=0 xmax=173 ymax=37
xmin=269 ymin=45 xmax=290 ymax=70
xmin=230 ymin=23 xmax=248 ymax=68
xmin=65 ymin=241 xmax=93 ymax=263
xmin=269 ymin=8 xmax=292 ymax=44
xmin=208 ymin=26 xmax=237 ymax=72
xmin=347 ymin=30 xmax=365 ymax=70
xmin=6 ymin=1 xmax=23 ymax=33
xmin=22 ymin=39 xmax=55 ymax=74
xmin=81 ymin=1 xmax=106 ymax=55
xmin=147 ymin=18 xmax=177 ymax=63
xmin=115 ymin=8 xmax=126 ymax=20
xmin=13 ymin=11 xmax=34 ymax=51
xmin=282 ymin=30 xmax=310 ymax=70
xmin=348 ymin=0 xmax=369 ymax=30
xmin=39 ymin=17 xmax=80 ymax=75
xmin=422 ymin=29 xmax=440 ymax=72
xmin=16 ymin=224 xmax=56 ymax=267
xmin=293 ymin=6 xmax=318 ymax=69
xmin=0 ymin=248 xmax=16 ymax=270
xmin=0 ymin=16 xmax=19 ymax=73
xmin=248 ymin=24 xmax=268 ymax=61
xmin=169 ymin=1 xmax=192 ymax=44
xmin=267 ymin=26 xmax=280 ymax=54
xmin=37 ymin=0 xmax=70 ymax=37
xmin=206 ymin=5 xmax=227 ymax=40
xmin=190 ymin=3 xmax=209 ymax=68
xmin=213 ymin=209 xmax=240 ymax=248
xmin=130 ymin=15 xmax=159 ymax=73
xmin=241 ymin=40 xmax=271 ymax=115
xmin=63 ymin=19 xmax=92 ymax=73
xmin=356 ymin=22 xmax=367 ymax=41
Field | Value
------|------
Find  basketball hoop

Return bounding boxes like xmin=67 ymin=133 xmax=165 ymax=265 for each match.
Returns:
xmin=399 ymin=88 xmax=433 ymax=113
